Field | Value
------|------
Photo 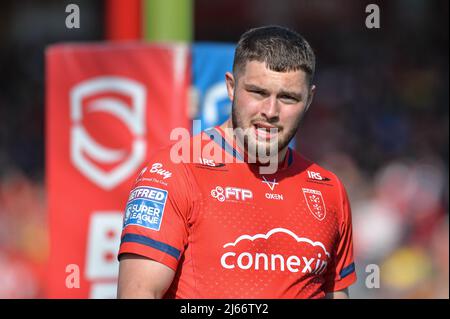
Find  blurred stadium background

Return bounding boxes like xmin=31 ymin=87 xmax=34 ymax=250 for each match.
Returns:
xmin=0 ymin=0 xmax=448 ymax=298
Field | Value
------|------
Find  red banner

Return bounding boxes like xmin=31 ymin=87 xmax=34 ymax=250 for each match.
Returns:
xmin=46 ymin=43 xmax=190 ymax=298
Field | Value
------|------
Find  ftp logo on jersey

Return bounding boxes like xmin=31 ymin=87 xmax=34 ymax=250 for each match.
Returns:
xmin=210 ymin=186 xmax=253 ymax=202
xmin=307 ymin=170 xmax=330 ymax=182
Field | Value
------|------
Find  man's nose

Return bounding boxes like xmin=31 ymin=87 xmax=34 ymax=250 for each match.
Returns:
xmin=261 ymin=96 xmax=280 ymax=120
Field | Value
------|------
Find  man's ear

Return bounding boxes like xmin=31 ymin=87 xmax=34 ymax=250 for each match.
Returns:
xmin=225 ymin=72 xmax=235 ymax=102
xmin=305 ymin=84 xmax=316 ymax=113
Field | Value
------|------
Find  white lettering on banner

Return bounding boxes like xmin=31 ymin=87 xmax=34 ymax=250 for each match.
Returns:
xmin=149 ymin=163 xmax=172 ymax=179
xmin=70 ymin=76 xmax=147 ymax=190
xmin=90 ymin=282 xmax=118 ymax=299
xmin=85 ymin=212 xmax=123 ymax=299
xmin=85 ymin=212 xmax=122 ymax=280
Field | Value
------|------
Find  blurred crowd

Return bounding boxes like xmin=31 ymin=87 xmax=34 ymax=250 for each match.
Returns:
xmin=293 ymin=0 xmax=449 ymax=298
xmin=0 ymin=0 xmax=448 ymax=298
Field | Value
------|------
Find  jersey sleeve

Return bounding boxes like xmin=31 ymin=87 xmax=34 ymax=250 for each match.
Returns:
xmin=324 ymin=180 xmax=357 ymax=292
xmin=118 ymin=147 xmax=194 ymax=271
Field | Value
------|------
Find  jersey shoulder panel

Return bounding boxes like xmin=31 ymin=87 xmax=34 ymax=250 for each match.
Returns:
xmin=118 ymin=142 xmax=200 ymax=270
xmin=292 ymin=151 xmax=350 ymax=225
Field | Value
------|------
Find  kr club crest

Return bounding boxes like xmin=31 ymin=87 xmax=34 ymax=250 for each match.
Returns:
xmin=302 ymin=188 xmax=327 ymax=221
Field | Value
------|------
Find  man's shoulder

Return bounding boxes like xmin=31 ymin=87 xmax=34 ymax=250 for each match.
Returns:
xmin=291 ymin=150 xmax=344 ymax=187
xmin=143 ymin=130 xmax=220 ymax=175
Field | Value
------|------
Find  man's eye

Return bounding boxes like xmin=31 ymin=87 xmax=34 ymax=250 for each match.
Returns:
xmin=250 ymin=90 xmax=265 ymax=95
xmin=280 ymin=96 xmax=299 ymax=103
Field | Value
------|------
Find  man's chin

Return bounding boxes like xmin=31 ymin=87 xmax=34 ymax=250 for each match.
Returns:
xmin=246 ymin=140 xmax=281 ymax=160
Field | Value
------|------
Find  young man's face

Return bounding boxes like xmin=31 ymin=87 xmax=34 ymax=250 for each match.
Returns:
xmin=226 ymin=60 xmax=315 ymax=158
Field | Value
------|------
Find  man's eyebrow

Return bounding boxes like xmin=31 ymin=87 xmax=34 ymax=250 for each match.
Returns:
xmin=278 ymin=90 xmax=303 ymax=100
xmin=244 ymin=83 xmax=267 ymax=91
xmin=244 ymin=83 xmax=303 ymax=100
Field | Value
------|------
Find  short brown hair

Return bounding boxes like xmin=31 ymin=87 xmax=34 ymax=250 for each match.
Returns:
xmin=233 ymin=25 xmax=316 ymax=84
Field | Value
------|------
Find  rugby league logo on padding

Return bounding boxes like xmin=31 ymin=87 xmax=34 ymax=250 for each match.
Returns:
xmin=70 ymin=76 xmax=146 ymax=190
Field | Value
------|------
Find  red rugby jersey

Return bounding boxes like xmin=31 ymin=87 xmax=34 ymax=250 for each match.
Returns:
xmin=118 ymin=127 xmax=357 ymax=298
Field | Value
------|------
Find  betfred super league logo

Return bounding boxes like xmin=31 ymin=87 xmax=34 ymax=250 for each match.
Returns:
xmin=302 ymin=188 xmax=327 ymax=221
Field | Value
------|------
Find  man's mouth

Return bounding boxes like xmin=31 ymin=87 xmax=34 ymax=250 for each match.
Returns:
xmin=252 ymin=122 xmax=279 ymax=140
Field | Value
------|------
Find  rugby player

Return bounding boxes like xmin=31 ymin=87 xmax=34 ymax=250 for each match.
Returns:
xmin=117 ymin=25 xmax=357 ymax=299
